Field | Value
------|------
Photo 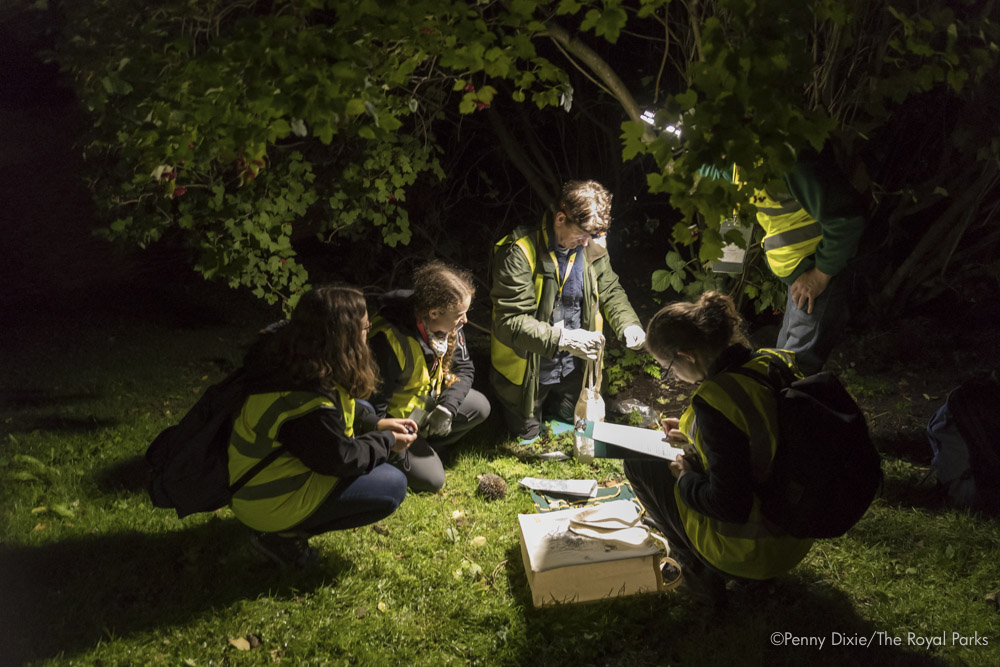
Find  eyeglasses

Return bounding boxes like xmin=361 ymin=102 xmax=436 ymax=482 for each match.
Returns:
xmin=662 ymin=353 xmax=676 ymax=378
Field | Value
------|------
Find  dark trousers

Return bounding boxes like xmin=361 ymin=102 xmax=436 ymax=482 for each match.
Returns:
xmin=357 ymin=389 xmax=491 ymax=493
xmin=501 ymin=365 xmax=584 ymax=440
xmin=624 ymin=458 xmax=734 ymax=593
xmin=290 ymin=463 xmax=407 ymax=537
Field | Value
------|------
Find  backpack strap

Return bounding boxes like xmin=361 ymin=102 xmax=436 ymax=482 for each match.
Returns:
xmin=728 ymin=350 xmax=798 ymax=392
xmin=228 ymin=444 xmax=288 ymax=496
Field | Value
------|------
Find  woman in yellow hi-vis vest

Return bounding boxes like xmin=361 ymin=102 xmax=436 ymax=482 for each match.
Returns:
xmin=490 ymin=180 xmax=646 ymax=440
xmin=229 ymin=285 xmax=418 ymax=568
xmin=625 ymin=291 xmax=813 ymax=607
xmin=367 ymin=261 xmax=491 ymax=492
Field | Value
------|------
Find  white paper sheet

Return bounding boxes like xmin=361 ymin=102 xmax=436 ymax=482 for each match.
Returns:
xmin=591 ymin=421 xmax=687 ymax=460
xmin=518 ymin=477 xmax=598 ymax=498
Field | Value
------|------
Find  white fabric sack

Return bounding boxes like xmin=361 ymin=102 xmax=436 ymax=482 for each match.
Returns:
xmin=568 ymin=500 xmax=658 ymax=549
xmin=573 ymin=349 xmax=605 ymax=462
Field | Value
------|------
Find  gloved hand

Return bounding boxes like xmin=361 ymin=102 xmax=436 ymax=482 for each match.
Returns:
xmin=623 ymin=325 xmax=646 ymax=350
xmin=426 ymin=405 xmax=454 ymax=437
xmin=558 ymin=328 xmax=605 ymax=360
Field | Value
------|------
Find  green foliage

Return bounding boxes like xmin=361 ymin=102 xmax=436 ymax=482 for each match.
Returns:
xmin=41 ymin=0 xmax=1000 ymax=316
xmin=47 ymin=0 xmax=570 ymax=310
xmin=604 ymin=347 xmax=661 ymax=395
xmin=625 ymin=0 xmax=1000 ymax=316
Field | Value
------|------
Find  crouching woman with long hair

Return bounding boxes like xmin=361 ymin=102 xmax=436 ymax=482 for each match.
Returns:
xmin=625 ymin=291 xmax=814 ymax=605
xmin=229 ymin=284 xmax=418 ymax=568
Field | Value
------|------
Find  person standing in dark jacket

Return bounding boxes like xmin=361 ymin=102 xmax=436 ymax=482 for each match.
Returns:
xmin=230 ymin=284 xmax=417 ymax=568
xmin=367 ymin=261 xmax=491 ymax=492
xmin=701 ymin=147 xmax=864 ymax=374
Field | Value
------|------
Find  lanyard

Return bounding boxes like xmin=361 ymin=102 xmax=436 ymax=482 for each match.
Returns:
xmin=416 ymin=320 xmax=446 ymax=395
xmin=542 ymin=225 xmax=579 ymax=300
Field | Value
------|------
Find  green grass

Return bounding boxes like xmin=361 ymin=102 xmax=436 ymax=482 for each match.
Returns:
xmin=3 ymin=311 xmax=1000 ymax=667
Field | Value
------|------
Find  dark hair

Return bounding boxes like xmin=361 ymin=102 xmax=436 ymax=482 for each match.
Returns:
xmin=412 ymin=260 xmax=475 ymax=389
xmin=557 ymin=180 xmax=613 ymax=234
xmin=412 ymin=260 xmax=475 ymax=319
xmin=645 ymin=291 xmax=750 ymax=359
xmin=264 ymin=284 xmax=378 ymax=398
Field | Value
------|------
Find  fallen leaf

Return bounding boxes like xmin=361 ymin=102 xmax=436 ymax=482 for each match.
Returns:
xmin=33 ymin=522 xmax=47 ymax=532
xmin=50 ymin=504 xmax=75 ymax=519
xmin=248 ymin=634 xmax=261 ymax=648
xmin=471 ymin=536 xmax=487 ymax=548
xmin=31 ymin=506 xmax=47 ymax=514
xmin=452 ymin=510 xmax=465 ymax=520
xmin=377 ymin=602 xmax=387 ymax=613
xmin=356 ymin=606 xmax=367 ymax=619
xmin=229 ymin=637 xmax=251 ymax=651
xmin=372 ymin=524 xmax=389 ymax=536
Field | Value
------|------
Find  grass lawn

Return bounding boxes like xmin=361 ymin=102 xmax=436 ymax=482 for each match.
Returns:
xmin=2 ymin=286 xmax=999 ymax=667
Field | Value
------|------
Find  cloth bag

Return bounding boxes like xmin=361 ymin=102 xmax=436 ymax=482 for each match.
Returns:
xmin=567 ymin=500 xmax=683 ymax=591
xmin=573 ymin=349 xmax=605 ymax=463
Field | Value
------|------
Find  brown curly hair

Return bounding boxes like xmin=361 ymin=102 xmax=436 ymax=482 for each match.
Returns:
xmin=273 ymin=284 xmax=379 ymax=398
xmin=412 ymin=261 xmax=475 ymax=389
xmin=645 ymin=290 xmax=750 ymax=360
xmin=557 ymin=179 xmax=613 ymax=234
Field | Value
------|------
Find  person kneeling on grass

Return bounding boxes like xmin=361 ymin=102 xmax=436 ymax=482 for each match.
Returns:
xmin=366 ymin=260 xmax=491 ymax=492
xmin=229 ymin=284 xmax=418 ymax=568
xmin=625 ymin=291 xmax=814 ymax=607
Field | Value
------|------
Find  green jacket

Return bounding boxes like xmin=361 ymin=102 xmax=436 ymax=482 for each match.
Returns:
xmin=489 ymin=214 xmax=641 ymax=419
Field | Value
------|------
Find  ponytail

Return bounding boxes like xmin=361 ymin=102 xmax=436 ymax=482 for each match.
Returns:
xmin=646 ymin=290 xmax=749 ymax=359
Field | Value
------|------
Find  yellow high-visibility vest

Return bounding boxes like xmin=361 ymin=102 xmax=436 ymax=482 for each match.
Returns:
xmin=369 ymin=317 xmax=440 ymax=419
xmin=228 ymin=387 xmax=353 ymax=532
xmin=675 ymin=349 xmax=813 ymax=579
xmin=736 ymin=166 xmax=821 ymax=277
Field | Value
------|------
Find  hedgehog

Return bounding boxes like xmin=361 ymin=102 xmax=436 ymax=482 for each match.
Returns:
xmin=476 ymin=473 xmax=507 ymax=501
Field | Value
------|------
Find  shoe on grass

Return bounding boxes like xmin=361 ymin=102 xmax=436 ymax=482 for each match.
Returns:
xmin=250 ymin=531 xmax=318 ymax=569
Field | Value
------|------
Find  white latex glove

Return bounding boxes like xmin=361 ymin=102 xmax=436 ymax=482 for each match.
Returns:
xmin=558 ymin=328 xmax=605 ymax=361
xmin=426 ymin=405 xmax=454 ymax=437
xmin=623 ymin=324 xmax=646 ymax=350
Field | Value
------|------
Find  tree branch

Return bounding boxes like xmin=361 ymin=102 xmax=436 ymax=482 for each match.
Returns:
xmin=543 ymin=22 xmax=653 ymax=141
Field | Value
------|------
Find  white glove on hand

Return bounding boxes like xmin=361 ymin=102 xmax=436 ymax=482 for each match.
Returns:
xmin=558 ymin=328 xmax=605 ymax=361
xmin=426 ymin=405 xmax=454 ymax=437
xmin=623 ymin=324 xmax=646 ymax=350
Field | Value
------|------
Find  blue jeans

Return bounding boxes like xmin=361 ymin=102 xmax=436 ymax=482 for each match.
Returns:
xmin=290 ymin=463 xmax=407 ymax=537
xmin=776 ymin=268 xmax=852 ymax=375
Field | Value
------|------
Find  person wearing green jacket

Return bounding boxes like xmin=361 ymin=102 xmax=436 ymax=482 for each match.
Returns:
xmin=703 ymin=146 xmax=865 ymax=375
xmin=490 ymin=180 xmax=645 ymax=440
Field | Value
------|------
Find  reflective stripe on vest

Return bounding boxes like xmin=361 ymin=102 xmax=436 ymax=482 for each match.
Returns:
xmin=735 ymin=166 xmax=822 ymax=278
xmin=370 ymin=317 xmax=435 ymax=419
xmin=228 ymin=388 xmax=353 ymax=533
xmin=490 ymin=230 xmax=604 ymax=387
xmin=675 ymin=352 xmax=812 ymax=579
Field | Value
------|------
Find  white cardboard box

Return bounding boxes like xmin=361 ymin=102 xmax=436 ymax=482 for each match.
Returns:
xmin=517 ymin=505 xmax=664 ymax=607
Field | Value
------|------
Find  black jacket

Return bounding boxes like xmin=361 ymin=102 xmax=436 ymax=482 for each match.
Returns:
xmin=675 ymin=345 xmax=757 ymax=524
xmin=238 ymin=329 xmax=395 ymax=479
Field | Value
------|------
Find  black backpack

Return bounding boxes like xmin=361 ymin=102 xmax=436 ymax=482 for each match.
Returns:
xmin=145 ymin=368 xmax=285 ymax=518
xmin=728 ymin=351 xmax=883 ymax=539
